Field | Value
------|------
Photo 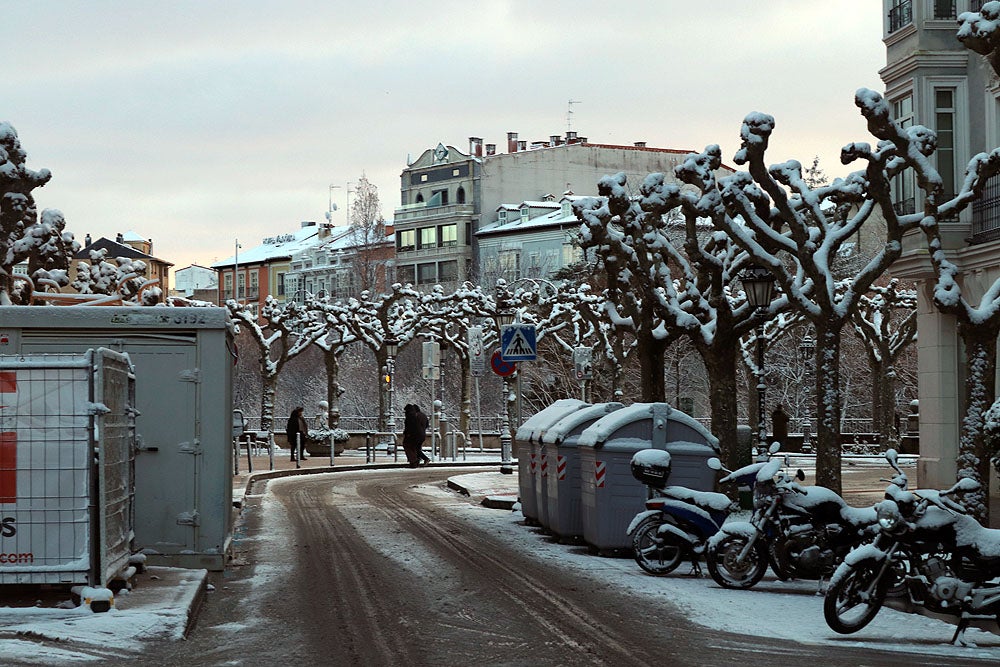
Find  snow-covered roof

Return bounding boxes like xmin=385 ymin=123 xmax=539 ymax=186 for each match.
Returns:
xmin=211 ymin=224 xmax=322 ymax=268
xmin=121 ymin=230 xmax=147 ymax=242
xmin=479 ymin=196 xmax=592 ymax=237
xmin=74 ymin=237 xmax=171 ymax=265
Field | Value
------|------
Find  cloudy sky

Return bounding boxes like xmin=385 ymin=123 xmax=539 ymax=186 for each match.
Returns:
xmin=6 ymin=1 xmax=886 ymax=272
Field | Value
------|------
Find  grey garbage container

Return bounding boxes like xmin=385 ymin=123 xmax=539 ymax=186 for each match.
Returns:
xmin=577 ymin=402 xmax=718 ymax=554
xmin=542 ymin=402 xmax=624 ymax=541
xmin=514 ymin=399 xmax=588 ymax=526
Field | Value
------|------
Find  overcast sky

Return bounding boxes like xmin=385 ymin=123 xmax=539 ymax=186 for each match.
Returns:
xmin=6 ymin=1 xmax=886 ymax=272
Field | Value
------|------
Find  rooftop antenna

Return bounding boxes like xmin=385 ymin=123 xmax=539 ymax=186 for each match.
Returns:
xmin=567 ymin=99 xmax=582 ymax=132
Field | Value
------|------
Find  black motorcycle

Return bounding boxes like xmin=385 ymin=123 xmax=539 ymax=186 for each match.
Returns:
xmin=706 ymin=447 xmax=880 ymax=590
xmin=824 ymin=449 xmax=997 ymax=645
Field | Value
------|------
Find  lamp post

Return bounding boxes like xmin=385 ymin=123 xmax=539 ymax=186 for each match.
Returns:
xmin=740 ymin=264 xmax=775 ymax=459
xmin=495 ymin=281 xmax=516 ymax=475
xmin=385 ymin=337 xmax=399 ymax=451
xmin=799 ymin=333 xmax=815 ymax=453
xmin=233 ymin=239 xmax=241 ymax=303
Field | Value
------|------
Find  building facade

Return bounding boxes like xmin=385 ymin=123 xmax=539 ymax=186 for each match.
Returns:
xmin=72 ymin=231 xmax=173 ymax=297
xmin=883 ymin=0 xmax=1000 ymax=488
xmin=394 ymin=132 xmax=729 ymax=292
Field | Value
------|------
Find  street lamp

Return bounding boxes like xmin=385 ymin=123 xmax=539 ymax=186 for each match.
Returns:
xmin=495 ymin=280 xmax=516 ymax=474
xmin=740 ymin=264 xmax=775 ymax=459
xmin=799 ymin=333 xmax=815 ymax=453
xmin=385 ymin=337 xmax=399 ymax=451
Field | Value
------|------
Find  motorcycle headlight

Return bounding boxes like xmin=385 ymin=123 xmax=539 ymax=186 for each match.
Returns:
xmin=877 ymin=500 xmax=902 ymax=533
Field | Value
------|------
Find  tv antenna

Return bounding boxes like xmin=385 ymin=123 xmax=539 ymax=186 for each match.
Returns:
xmin=567 ymin=99 xmax=582 ymax=132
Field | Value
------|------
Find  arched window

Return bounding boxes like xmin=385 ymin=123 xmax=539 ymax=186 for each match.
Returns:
xmin=416 ymin=193 xmax=425 ymax=204
xmin=456 ymin=186 xmax=466 ymax=204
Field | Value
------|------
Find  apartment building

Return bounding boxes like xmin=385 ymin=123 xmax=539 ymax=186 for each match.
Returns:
xmin=884 ymin=0 xmax=1000 ymax=488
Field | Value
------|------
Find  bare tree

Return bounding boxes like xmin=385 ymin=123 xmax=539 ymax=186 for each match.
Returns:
xmin=348 ymin=174 xmax=389 ymax=295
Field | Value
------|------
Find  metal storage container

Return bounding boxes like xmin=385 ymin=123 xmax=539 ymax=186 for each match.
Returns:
xmin=0 ymin=306 xmax=234 ymax=571
xmin=542 ymin=402 xmax=624 ymax=541
xmin=0 ymin=349 xmax=135 ymax=586
xmin=577 ymin=403 xmax=718 ymax=554
xmin=514 ymin=399 xmax=588 ymax=526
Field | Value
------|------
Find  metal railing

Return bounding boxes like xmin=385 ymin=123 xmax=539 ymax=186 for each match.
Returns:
xmin=889 ymin=0 xmax=912 ymax=33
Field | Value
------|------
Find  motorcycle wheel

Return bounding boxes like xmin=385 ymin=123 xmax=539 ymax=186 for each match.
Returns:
xmin=823 ymin=564 xmax=888 ymax=634
xmin=768 ymin=540 xmax=795 ymax=581
xmin=631 ymin=518 xmax=685 ymax=576
xmin=707 ymin=534 xmax=768 ymax=589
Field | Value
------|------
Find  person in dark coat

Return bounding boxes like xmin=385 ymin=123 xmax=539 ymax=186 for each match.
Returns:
xmin=286 ymin=406 xmax=308 ymax=461
xmin=402 ymin=404 xmax=431 ymax=468
xmin=771 ymin=403 xmax=789 ymax=448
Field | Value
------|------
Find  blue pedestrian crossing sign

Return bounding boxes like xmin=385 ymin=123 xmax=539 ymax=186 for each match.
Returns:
xmin=500 ymin=324 xmax=537 ymax=361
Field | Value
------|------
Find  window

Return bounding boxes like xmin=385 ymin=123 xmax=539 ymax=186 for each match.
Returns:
xmin=498 ymin=210 xmax=507 ymax=222
xmin=277 ymin=272 xmax=286 ymax=296
xmin=935 ymin=88 xmax=956 ymax=202
xmin=499 ymin=249 xmax=520 ymax=281
xmin=452 ymin=168 xmax=460 ymax=177
xmin=420 ymin=174 xmax=428 ymax=182
xmin=416 ymin=193 xmax=425 ymax=204
xmin=430 ymin=189 xmax=449 ymax=206
xmin=397 ymin=229 xmax=416 ymax=252
xmin=888 ymin=0 xmax=912 ymax=33
xmin=419 ymin=227 xmax=436 ymax=249
xmin=456 ymin=186 xmax=466 ymax=204
xmin=527 ymin=252 xmax=541 ymax=278
xmin=933 ymin=0 xmax=956 ymax=19
xmin=438 ymin=260 xmax=458 ymax=282
xmin=224 ymin=274 xmax=233 ymax=299
xmin=417 ymin=262 xmax=437 ymax=284
xmin=520 ymin=208 xmax=529 ymax=222
xmin=397 ymin=264 xmax=415 ymax=285
xmin=891 ymin=94 xmax=915 ymax=215
xmin=249 ymin=271 xmax=259 ymax=298
xmin=438 ymin=224 xmax=457 ymax=247
xmin=237 ymin=273 xmax=245 ymax=297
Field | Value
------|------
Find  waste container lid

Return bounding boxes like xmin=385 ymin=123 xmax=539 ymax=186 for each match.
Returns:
xmin=515 ymin=398 xmax=588 ymax=443
xmin=540 ymin=402 xmax=624 ymax=445
xmin=576 ymin=402 xmax=718 ymax=451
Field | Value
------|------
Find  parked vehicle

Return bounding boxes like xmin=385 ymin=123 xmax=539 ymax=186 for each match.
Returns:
xmin=626 ymin=450 xmax=754 ymax=576
xmin=824 ymin=449 xmax=998 ymax=644
xmin=706 ymin=446 xmax=880 ymax=590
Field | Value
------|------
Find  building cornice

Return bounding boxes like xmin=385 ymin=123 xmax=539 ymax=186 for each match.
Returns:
xmin=879 ymin=50 xmax=971 ymax=85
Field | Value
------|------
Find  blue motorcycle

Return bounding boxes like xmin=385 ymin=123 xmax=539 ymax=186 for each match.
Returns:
xmin=627 ymin=449 xmax=761 ymax=576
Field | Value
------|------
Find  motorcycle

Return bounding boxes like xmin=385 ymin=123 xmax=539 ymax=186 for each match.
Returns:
xmin=626 ymin=449 xmax=759 ymax=576
xmin=705 ymin=446 xmax=880 ymax=590
xmin=824 ymin=448 xmax=998 ymax=645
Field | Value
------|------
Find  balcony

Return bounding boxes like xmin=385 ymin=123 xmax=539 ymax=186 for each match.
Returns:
xmin=972 ymin=173 xmax=1000 ymax=242
xmin=392 ymin=202 xmax=474 ymax=224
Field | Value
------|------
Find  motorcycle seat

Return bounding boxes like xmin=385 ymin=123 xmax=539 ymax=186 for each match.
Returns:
xmin=661 ymin=486 xmax=733 ymax=512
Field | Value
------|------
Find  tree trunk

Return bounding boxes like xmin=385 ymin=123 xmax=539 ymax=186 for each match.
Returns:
xmin=260 ymin=373 xmax=277 ymax=434
xmin=956 ymin=321 xmax=997 ymax=523
xmin=702 ymin=340 xmax=742 ymax=476
xmin=459 ymin=356 xmax=472 ymax=437
xmin=637 ymin=332 xmax=667 ymax=402
xmin=813 ymin=324 xmax=843 ymax=495
xmin=877 ymin=363 xmax=899 ymax=450
xmin=325 ymin=350 xmax=342 ymax=430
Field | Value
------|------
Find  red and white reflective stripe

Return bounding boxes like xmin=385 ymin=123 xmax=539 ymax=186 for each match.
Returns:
xmin=539 ymin=453 xmax=548 ymax=478
xmin=0 ymin=371 xmax=16 ymax=504
xmin=529 ymin=451 xmax=536 ymax=474
xmin=594 ymin=460 xmax=606 ymax=488
xmin=556 ymin=455 xmax=567 ymax=480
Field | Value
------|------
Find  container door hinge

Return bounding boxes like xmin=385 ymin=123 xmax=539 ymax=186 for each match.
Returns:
xmin=178 ymin=439 xmax=202 ymax=455
xmin=178 ymin=368 xmax=201 ymax=383
xmin=176 ymin=511 xmax=200 ymax=526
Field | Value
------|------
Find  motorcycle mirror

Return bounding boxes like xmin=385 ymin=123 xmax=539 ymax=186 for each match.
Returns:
xmin=796 ymin=469 xmax=805 ymax=481
xmin=706 ymin=457 xmax=723 ymax=471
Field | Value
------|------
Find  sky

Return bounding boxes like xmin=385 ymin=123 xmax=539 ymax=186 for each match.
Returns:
xmin=4 ymin=1 xmax=886 ymax=272
xmin=4 ymin=458 xmax=1000 ymax=664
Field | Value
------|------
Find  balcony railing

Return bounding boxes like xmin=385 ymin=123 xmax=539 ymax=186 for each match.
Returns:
xmin=889 ymin=0 xmax=912 ymax=33
xmin=392 ymin=203 xmax=474 ymax=223
xmin=972 ymin=173 xmax=1000 ymax=242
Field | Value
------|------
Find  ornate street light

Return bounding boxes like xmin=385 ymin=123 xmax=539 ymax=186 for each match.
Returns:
xmin=799 ymin=333 xmax=815 ymax=453
xmin=495 ymin=281 xmax=516 ymax=474
xmin=740 ymin=265 xmax=775 ymax=459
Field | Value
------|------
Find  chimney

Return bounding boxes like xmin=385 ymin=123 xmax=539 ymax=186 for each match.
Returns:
xmin=566 ymin=131 xmax=578 ymax=143
xmin=634 ymin=141 xmax=647 ymax=148
xmin=84 ymin=233 xmax=92 ymax=247
xmin=469 ymin=137 xmax=483 ymax=157
xmin=486 ymin=144 xmax=496 ymax=156
xmin=115 ymin=233 xmax=124 ymax=243
xmin=507 ymin=132 xmax=519 ymax=153
xmin=302 ymin=221 xmax=316 ymax=228
xmin=517 ymin=140 xmax=527 ymax=151
xmin=550 ymin=135 xmax=562 ymax=147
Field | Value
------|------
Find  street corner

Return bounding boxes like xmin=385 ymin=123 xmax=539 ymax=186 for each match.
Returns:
xmin=447 ymin=471 xmax=519 ymax=509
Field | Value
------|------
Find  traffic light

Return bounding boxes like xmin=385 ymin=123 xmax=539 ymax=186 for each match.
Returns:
xmin=383 ymin=368 xmax=392 ymax=391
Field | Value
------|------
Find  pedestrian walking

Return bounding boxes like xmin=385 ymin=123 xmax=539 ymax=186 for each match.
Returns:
xmin=402 ymin=404 xmax=431 ymax=468
xmin=771 ymin=403 xmax=789 ymax=448
xmin=286 ymin=406 xmax=309 ymax=461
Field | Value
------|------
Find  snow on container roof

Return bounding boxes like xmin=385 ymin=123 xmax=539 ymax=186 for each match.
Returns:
xmin=515 ymin=398 xmax=588 ymax=443
xmin=0 ymin=305 xmax=231 ymax=329
xmin=576 ymin=402 xmax=718 ymax=451
xmin=540 ymin=402 xmax=624 ymax=445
